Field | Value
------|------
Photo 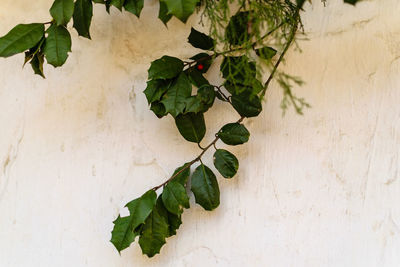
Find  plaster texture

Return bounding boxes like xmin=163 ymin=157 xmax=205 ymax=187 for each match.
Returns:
xmin=0 ymin=0 xmax=400 ymax=266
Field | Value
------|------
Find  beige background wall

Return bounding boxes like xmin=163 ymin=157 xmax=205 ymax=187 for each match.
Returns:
xmin=0 ymin=0 xmax=400 ymax=266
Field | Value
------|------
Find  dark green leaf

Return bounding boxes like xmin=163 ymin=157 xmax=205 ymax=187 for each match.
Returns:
xmin=213 ymin=149 xmax=239 ymax=178
xmin=124 ymin=0 xmax=144 ymax=17
xmin=344 ymin=0 xmax=362 ymax=4
xmin=226 ymin=11 xmax=250 ymax=46
xmin=30 ymin=52 xmax=45 ymax=78
xmin=148 ymin=56 xmax=183 ymax=80
xmin=162 ymin=181 xmax=190 ymax=215
xmin=175 ymin=112 xmax=206 ymax=143
xmin=190 ymin=53 xmax=212 ymax=73
xmin=188 ymin=28 xmax=214 ymax=50
xmin=144 ymin=79 xmax=171 ymax=104
xmin=161 ymin=0 xmax=199 ymax=23
xmin=158 ymin=1 xmax=172 ymax=25
xmin=161 ymin=72 xmax=192 ymax=117
xmin=0 ymin=24 xmax=44 ymax=58
xmin=231 ymin=92 xmax=262 ymax=117
xmin=73 ymin=0 xmax=93 ymax=39
xmin=110 ymin=0 xmax=124 ymax=10
xmin=218 ymin=123 xmax=250 ymax=145
xmin=50 ymin=0 xmax=75 ymax=26
xmin=166 ymin=211 xmax=182 ymax=237
xmin=44 ymin=25 xmax=72 ymax=67
xmin=139 ymin=197 xmax=170 ymax=257
xmin=111 ymin=190 xmax=157 ymax=253
xmin=191 ymin=164 xmax=220 ymax=211
xmin=171 ymin=163 xmax=191 ymax=185
xmin=150 ymin=101 xmax=167 ymax=118
xmin=187 ymin=69 xmax=209 ymax=88
xmin=255 ymin=46 xmax=277 ymax=60
xmin=185 ymin=85 xmax=215 ymax=114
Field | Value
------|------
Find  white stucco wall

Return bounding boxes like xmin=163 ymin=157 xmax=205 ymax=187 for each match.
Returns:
xmin=0 ymin=0 xmax=399 ymax=266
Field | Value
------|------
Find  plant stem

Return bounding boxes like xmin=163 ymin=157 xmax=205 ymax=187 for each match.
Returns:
xmin=151 ymin=116 xmax=244 ymax=191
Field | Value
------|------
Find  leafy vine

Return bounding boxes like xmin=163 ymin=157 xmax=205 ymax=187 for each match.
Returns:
xmin=0 ymin=0 xmax=363 ymax=258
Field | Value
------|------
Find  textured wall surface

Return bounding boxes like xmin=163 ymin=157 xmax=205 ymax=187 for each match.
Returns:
xmin=0 ymin=0 xmax=400 ymax=266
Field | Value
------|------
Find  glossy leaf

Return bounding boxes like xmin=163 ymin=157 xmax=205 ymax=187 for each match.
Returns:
xmin=167 ymin=211 xmax=182 ymax=237
xmin=231 ymin=92 xmax=262 ymax=117
xmin=124 ymin=0 xmax=144 ymax=17
xmin=29 ymin=52 xmax=46 ymax=78
xmin=110 ymin=190 xmax=157 ymax=253
xmin=190 ymin=53 xmax=212 ymax=73
xmin=187 ymin=69 xmax=209 ymax=88
xmin=171 ymin=163 xmax=191 ymax=185
xmin=344 ymin=0 xmax=362 ymax=5
xmin=255 ymin=46 xmax=277 ymax=60
xmin=218 ymin=123 xmax=250 ymax=145
xmin=161 ymin=72 xmax=192 ymax=117
xmin=139 ymin=197 xmax=170 ymax=257
xmin=110 ymin=0 xmax=124 ymax=10
xmin=148 ymin=56 xmax=183 ymax=80
xmin=213 ymin=149 xmax=239 ymax=178
xmin=44 ymin=25 xmax=72 ymax=67
xmin=158 ymin=1 xmax=172 ymax=25
xmin=161 ymin=0 xmax=199 ymax=23
xmin=191 ymin=164 xmax=220 ymax=211
xmin=175 ymin=112 xmax=206 ymax=143
xmin=188 ymin=28 xmax=214 ymax=50
xmin=185 ymin=85 xmax=215 ymax=114
xmin=144 ymin=79 xmax=171 ymax=104
xmin=162 ymin=182 xmax=190 ymax=215
xmin=226 ymin=11 xmax=250 ymax=46
xmin=0 ymin=24 xmax=44 ymax=58
xmin=73 ymin=0 xmax=93 ymax=39
xmin=150 ymin=101 xmax=167 ymax=118
xmin=50 ymin=0 xmax=75 ymax=26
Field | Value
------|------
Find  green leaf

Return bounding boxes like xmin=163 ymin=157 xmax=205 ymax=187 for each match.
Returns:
xmin=344 ymin=0 xmax=362 ymax=4
xmin=148 ymin=56 xmax=184 ymax=80
xmin=73 ymin=0 xmax=93 ymax=39
xmin=218 ymin=123 xmax=250 ymax=145
xmin=188 ymin=28 xmax=214 ymax=50
xmin=191 ymin=164 xmax=220 ymax=211
xmin=111 ymin=216 xmax=142 ymax=253
xmin=162 ymin=181 xmax=190 ymax=215
xmin=166 ymin=211 xmax=182 ymax=237
xmin=220 ymin=56 xmax=259 ymax=90
xmin=124 ymin=0 xmax=144 ymax=17
xmin=175 ymin=112 xmax=206 ymax=143
xmin=110 ymin=190 xmax=157 ymax=253
xmin=226 ymin=11 xmax=250 ymax=46
xmin=110 ymin=0 xmax=124 ymax=11
xmin=213 ymin=149 xmax=239 ymax=178
xmin=161 ymin=72 xmax=192 ymax=117
xmin=139 ymin=197 xmax=170 ymax=257
xmin=190 ymin=53 xmax=212 ymax=73
xmin=161 ymin=0 xmax=199 ymax=23
xmin=30 ymin=52 xmax=46 ymax=78
xmin=255 ymin=46 xmax=277 ymax=60
xmin=185 ymin=85 xmax=215 ymax=114
xmin=0 ymin=24 xmax=44 ymax=58
xmin=231 ymin=92 xmax=262 ymax=117
xmin=158 ymin=1 xmax=172 ymax=25
xmin=144 ymin=79 xmax=171 ymax=104
xmin=150 ymin=101 xmax=167 ymax=118
xmin=186 ymin=69 xmax=209 ymax=88
xmin=50 ymin=0 xmax=75 ymax=26
xmin=171 ymin=163 xmax=191 ymax=185
xmin=44 ymin=25 xmax=72 ymax=67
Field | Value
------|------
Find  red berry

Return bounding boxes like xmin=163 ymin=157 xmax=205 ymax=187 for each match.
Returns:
xmin=197 ymin=64 xmax=204 ymax=71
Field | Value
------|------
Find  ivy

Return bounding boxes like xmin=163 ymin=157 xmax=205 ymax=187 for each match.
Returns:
xmin=0 ymin=0 xmax=366 ymax=259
